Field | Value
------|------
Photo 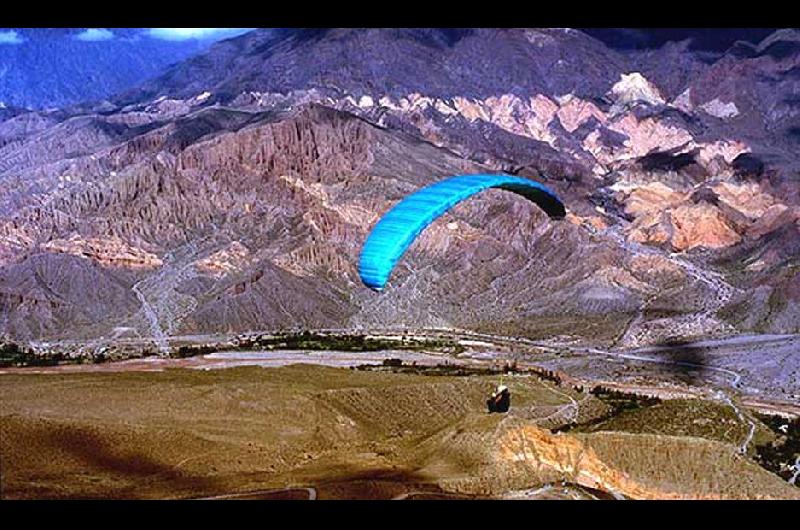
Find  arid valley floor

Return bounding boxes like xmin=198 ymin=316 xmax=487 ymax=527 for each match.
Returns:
xmin=2 ymin=331 xmax=798 ymax=500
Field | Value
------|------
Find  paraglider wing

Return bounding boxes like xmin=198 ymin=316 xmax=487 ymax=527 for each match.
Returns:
xmin=358 ymin=174 xmax=566 ymax=291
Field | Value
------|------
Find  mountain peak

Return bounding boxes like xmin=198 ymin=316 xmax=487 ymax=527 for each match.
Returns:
xmin=608 ymin=72 xmax=665 ymax=108
xmin=117 ymin=27 xmax=628 ymax=107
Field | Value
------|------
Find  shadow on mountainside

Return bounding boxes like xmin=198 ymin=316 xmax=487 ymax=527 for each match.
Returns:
xmin=650 ymin=338 xmax=709 ymax=386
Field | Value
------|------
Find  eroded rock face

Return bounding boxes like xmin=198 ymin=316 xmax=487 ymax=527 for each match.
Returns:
xmin=630 ymin=203 xmax=743 ymax=251
xmin=0 ymin=252 xmax=141 ymax=341
xmin=712 ymin=181 xmax=785 ymax=219
xmin=194 ymin=241 xmax=251 ymax=278
xmin=610 ymin=180 xmax=795 ymax=252
xmin=42 ymin=235 xmax=163 ymax=269
xmin=495 ymin=422 xmax=689 ymax=499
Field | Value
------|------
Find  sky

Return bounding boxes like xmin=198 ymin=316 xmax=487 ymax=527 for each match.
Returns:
xmin=146 ymin=28 xmax=255 ymax=41
xmin=0 ymin=28 xmax=256 ymax=45
xmin=0 ymin=30 xmax=25 ymax=44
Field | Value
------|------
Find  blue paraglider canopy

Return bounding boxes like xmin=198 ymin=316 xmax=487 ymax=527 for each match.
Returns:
xmin=358 ymin=174 xmax=566 ymax=291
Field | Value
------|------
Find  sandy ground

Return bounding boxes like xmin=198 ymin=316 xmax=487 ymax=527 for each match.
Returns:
xmin=2 ymin=359 xmax=798 ymax=500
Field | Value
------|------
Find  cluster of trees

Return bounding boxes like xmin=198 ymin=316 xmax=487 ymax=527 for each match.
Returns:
xmin=755 ymin=413 xmax=800 ymax=481
xmin=526 ymin=365 xmax=563 ymax=386
xmin=591 ymin=385 xmax=662 ymax=411
xmin=175 ymin=344 xmax=232 ymax=358
xmin=234 ymin=330 xmax=459 ymax=353
xmin=0 ymin=341 xmax=61 ymax=367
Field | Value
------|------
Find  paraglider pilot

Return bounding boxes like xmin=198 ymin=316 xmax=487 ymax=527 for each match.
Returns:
xmin=487 ymin=384 xmax=510 ymax=413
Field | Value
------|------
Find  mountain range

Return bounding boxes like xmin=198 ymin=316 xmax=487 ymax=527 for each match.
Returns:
xmin=1 ymin=27 xmax=798 ymax=355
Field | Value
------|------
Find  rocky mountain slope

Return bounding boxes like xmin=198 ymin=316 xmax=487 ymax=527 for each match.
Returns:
xmin=0 ymin=28 xmax=798 ymax=351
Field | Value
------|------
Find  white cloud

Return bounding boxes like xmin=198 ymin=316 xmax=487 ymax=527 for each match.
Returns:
xmin=75 ymin=28 xmax=115 ymax=42
xmin=147 ymin=28 xmax=254 ymax=41
xmin=0 ymin=30 xmax=24 ymax=45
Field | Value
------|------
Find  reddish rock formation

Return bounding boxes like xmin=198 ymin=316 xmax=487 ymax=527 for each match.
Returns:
xmin=43 ymin=235 xmax=163 ymax=270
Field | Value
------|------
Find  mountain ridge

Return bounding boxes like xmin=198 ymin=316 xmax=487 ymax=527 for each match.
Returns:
xmin=1 ymin=27 xmax=798 ymax=352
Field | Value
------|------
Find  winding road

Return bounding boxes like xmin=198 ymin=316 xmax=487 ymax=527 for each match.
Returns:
xmin=196 ymin=487 xmax=317 ymax=500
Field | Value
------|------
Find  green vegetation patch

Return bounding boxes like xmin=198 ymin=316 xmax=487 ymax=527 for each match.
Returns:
xmin=555 ymin=386 xmax=661 ymax=434
xmin=754 ymin=413 xmax=800 ymax=486
xmin=0 ymin=342 xmax=63 ymax=367
xmin=579 ymin=398 xmax=753 ymax=446
xmin=217 ymin=331 xmax=463 ymax=356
